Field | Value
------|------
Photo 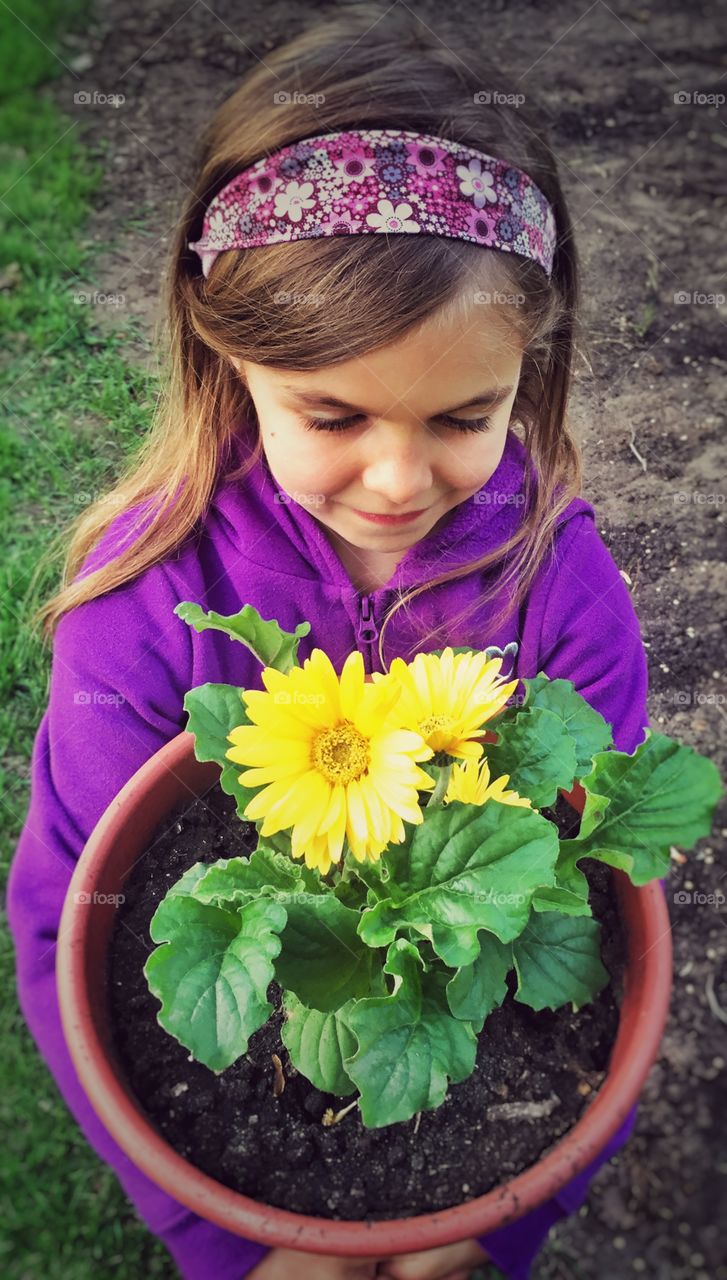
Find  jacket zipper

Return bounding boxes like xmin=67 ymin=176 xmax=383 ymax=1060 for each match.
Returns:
xmin=356 ymin=593 xmax=379 ymax=675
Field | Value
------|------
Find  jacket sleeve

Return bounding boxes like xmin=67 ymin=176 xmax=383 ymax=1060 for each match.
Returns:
xmin=533 ymin=512 xmax=651 ymax=755
xmin=6 ymin=565 xmax=269 ymax=1280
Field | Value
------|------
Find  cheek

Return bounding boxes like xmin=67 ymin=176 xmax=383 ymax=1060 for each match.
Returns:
xmin=263 ymin=424 xmax=349 ymax=502
xmin=445 ymin=433 xmax=505 ymax=492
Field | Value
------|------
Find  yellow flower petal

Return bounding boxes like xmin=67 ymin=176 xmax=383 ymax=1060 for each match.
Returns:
xmin=382 ymin=649 xmax=519 ymax=760
xmin=228 ymin=650 xmax=436 ymax=873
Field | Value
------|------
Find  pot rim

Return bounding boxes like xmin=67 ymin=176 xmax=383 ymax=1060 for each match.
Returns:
xmin=57 ymin=730 xmax=672 ymax=1255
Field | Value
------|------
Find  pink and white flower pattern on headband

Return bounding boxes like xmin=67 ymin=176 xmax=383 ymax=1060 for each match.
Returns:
xmin=273 ymin=181 xmax=316 ymax=222
xmin=456 ymin=159 xmax=498 ymax=208
xmin=366 ymin=201 xmax=420 ymax=233
xmin=188 ymin=128 xmax=557 ymax=278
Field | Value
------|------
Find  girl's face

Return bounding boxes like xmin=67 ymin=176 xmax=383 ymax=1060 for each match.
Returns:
xmin=234 ymin=301 xmax=524 ymax=568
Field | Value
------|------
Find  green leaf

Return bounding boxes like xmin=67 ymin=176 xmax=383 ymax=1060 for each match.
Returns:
xmin=341 ymin=939 xmax=478 ymax=1127
xmin=348 ymin=857 xmax=391 ymax=898
xmin=332 ymin=869 xmax=373 ymax=910
xmin=144 ymin=896 xmax=287 ymax=1072
xmin=511 ymin=673 xmax=613 ymax=775
xmin=182 ymin=682 xmax=261 ymax=822
xmin=512 ymin=911 xmax=609 ymax=1012
xmin=484 ymin=705 xmax=578 ymax=807
xmin=573 ymin=787 xmax=613 ymax=842
xmin=157 ymin=860 xmax=212 ymax=904
xmin=274 ymin=893 xmax=384 ymax=1011
xmin=143 ymin=860 xmax=216 ymax=940
xmin=175 ymin=601 xmax=310 ymax=672
xmin=186 ymin=854 xmax=360 ymax=1009
xmin=531 ymin=884 xmax=593 ymax=917
xmin=357 ymin=801 xmax=559 ymax=962
xmin=281 ymin=992 xmax=358 ymax=1097
xmin=558 ymin=729 xmax=724 ymax=888
xmin=446 ymin=932 xmax=513 ymax=1033
xmin=192 ymin=846 xmax=306 ymax=907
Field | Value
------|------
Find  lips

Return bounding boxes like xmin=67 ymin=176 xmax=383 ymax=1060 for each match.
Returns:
xmin=352 ymin=508 xmax=427 ymax=525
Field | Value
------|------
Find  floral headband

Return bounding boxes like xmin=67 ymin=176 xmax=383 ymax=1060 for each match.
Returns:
xmin=188 ymin=127 xmax=557 ymax=278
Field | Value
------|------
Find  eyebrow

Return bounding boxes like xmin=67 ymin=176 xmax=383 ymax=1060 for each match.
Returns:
xmin=280 ymin=384 xmax=514 ymax=415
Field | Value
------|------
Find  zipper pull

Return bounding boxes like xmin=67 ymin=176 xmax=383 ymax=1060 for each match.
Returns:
xmin=357 ymin=593 xmax=379 ymax=672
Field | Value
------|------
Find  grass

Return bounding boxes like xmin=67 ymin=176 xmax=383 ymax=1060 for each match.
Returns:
xmin=0 ymin=3 xmax=174 ymax=1275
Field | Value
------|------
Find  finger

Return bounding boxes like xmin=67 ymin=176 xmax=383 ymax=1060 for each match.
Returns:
xmin=379 ymin=1271 xmax=472 ymax=1280
xmin=378 ymin=1239 xmax=489 ymax=1280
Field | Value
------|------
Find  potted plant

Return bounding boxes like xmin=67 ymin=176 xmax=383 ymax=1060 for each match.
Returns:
xmin=57 ymin=603 xmax=722 ymax=1256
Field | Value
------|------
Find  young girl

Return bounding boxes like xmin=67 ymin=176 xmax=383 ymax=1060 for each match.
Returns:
xmin=8 ymin=7 xmax=651 ymax=1280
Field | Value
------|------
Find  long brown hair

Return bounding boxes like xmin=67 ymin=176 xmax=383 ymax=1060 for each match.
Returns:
xmin=33 ymin=3 xmax=583 ymax=669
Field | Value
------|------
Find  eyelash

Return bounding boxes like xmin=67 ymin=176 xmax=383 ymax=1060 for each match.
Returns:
xmin=302 ymin=413 xmax=494 ymax=434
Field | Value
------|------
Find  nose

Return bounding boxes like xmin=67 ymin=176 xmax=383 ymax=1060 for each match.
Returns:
xmin=359 ymin=431 xmax=434 ymax=507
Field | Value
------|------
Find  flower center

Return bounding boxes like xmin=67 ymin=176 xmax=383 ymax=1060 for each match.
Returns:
xmin=312 ymin=721 xmax=369 ymax=785
xmin=419 ymin=713 xmax=454 ymax=742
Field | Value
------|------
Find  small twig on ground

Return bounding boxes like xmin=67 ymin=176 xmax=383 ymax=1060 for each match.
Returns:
xmin=628 ymin=426 xmax=648 ymax=472
xmin=486 ymin=1094 xmax=560 ymax=1121
xmin=413 ymin=1111 xmax=422 ymax=1135
xmin=322 ymin=1099 xmax=359 ymax=1126
xmin=705 ymin=971 xmax=727 ymax=1025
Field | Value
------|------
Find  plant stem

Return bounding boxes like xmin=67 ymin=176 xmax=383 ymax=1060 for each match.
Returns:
xmin=331 ymin=843 xmax=355 ymax=887
xmin=426 ymin=762 xmax=452 ymax=807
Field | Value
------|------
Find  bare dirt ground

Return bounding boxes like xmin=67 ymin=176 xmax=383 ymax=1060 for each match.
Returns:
xmin=46 ymin=1 xmax=726 ymax=1276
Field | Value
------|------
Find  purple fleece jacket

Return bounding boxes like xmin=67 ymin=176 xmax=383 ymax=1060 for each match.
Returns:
xmin=7 ymin=426 xmax=651 ymax=1280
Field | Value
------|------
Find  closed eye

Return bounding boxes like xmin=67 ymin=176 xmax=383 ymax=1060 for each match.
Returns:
xmin=302 ymin=413 xmax=494 ymax=434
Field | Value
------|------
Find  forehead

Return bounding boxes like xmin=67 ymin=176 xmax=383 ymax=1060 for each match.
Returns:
xmin=257 ymin=298 xmax=523 ymax=407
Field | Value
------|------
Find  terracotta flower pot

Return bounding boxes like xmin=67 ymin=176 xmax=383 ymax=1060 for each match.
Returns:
xmin=57 ymin=730 xmax=672 ymax=1255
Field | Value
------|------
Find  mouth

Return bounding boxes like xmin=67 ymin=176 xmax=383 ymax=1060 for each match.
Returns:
xmin=350 ymin=507 xmax=428 ymax=526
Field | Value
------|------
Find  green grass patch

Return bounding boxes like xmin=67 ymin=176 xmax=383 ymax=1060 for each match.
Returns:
xmin=0 ymin=3 xmax=175 ymax=1275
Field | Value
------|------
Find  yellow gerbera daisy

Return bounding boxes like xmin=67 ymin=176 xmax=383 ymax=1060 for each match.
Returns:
xmin=445 ymin=755 xmax=532 ymax=808
xmin=225 ymin=648 xmax=435 ymax=876
xmin=372 ymin=647 xmax=519 ymax=763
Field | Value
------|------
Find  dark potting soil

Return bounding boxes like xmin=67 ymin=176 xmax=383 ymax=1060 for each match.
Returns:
xmin=107 ymin=782 xmax=626 ymax=1221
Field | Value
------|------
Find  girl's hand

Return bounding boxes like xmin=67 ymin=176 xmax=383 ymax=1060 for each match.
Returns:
xmin=376 ymin=1239 xmax=490 ymax=1280
xmin=248 ymin=1246 xmax=382 ymax=1278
